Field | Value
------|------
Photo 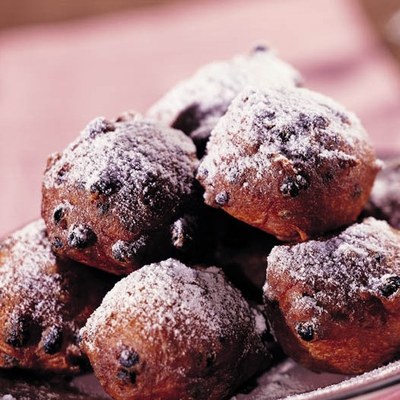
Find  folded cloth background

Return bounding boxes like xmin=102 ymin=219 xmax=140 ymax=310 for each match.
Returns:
xmin=1 ymin=0 xmax=400 ymax=237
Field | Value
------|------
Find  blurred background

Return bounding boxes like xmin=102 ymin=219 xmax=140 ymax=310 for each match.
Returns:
xmin=1 ymin=0 xmax=400 ymax=236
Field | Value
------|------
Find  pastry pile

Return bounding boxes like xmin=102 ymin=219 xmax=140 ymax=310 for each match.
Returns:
xmin=1 ymin=46 xmax=399 ymax=399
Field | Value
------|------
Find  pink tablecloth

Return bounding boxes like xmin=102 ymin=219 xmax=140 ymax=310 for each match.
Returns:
xmin=1 ymin=0 xmax=400 ymax=236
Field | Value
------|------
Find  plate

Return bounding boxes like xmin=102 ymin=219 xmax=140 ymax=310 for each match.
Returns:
xmin=2 ymin=357 xmax=400 ymax=399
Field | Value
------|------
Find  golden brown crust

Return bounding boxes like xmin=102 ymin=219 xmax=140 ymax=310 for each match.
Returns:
xmin=197 ymin=87 xmax=380 ymax=242
xmin=264 ymin=218 xmax=400 ymax=374
xmin=41 ymin=114 xmax=199 ymax=275
xmin=0 ymin=220 xmax=113 ymax=374
xmin=80 ymin=259 xmax=272 ymax=400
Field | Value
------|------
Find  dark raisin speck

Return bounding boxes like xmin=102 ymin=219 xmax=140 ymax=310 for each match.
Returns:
xmin=197 ymin=167 xmax=208 ymax=179
xmin=67 ymin=224 xmax=97 ymax=249
xmin=296 ymin=323 xmax=314 ymax=342
xmin=55 ymin=163 xmax=71 ymax=185
xmin=313 ymin=115 xmax=330 ymax=130
xmin=277 ymin=125 xmax=296 ymax=143
xmin=90 ymin=178 xmax=121 ymax=196
xmin=280 ymin=173 xmax=309 ymax=198
xmin=323 ymin=170 xmax=334 ymax=183
xmin=252 ymin=44 xmax=269 ymax=52
xmin=297 ymin=113 xmax=312 ymax=130
xmin=119 ymin=349 xmax=139 ymax=368
xmin=215 ymin=191 xmax=229 ymax=206
xmin=52 ymin=237 xmax=63 ymax=250
xmin=43 ymin=326 xmax=63 ymax=355
xmin=337 ymin=112 xmax=351 ymax=125
xmin=97 ymin=202 xmax=110 ymax=215
xmin=263 ymin=110 xmax=276 ymax=120
xmin=117 ymin=368 xmax=137 ymax=384
xmin=380 ymin=276 xmax=400 ymax=297
xmin=6 ymin=315 xmax=31 ymax=348
xmin=84 ymin=117 xmax=115 ymax=138
xmin=53 ymin=205 xmax=66 ymax=224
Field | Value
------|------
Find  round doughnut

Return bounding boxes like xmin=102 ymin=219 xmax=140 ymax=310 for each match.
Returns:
xmin=0 ymin=220 xmax=112 ymax=374
xmin=80 ymin=258 xmax=272 ymax=400
xmin=42 ymin=112 xmax=199 ymax=275
xmin=197 ymin=87 xmax=380 ymax=242
xmin=264 ymin=217 xmax=400 ymax=374
xmin=365 ymin=158 xmax=400 ymax=229
xmin=147 ymin=46 xmax=301 ymax=156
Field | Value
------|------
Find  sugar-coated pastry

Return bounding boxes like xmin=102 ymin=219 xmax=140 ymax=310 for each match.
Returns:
xmin=42 ymin=113 xmax=199 ymax=275
xmin=365 ymin=158 xmax=400 ymax=229
xmin=0 ymin=220 xmax=112 ymax=374
xmin=197 ymin=87 xmax=380 ymax=242
xmin=264 ymin=218 xmax=400 ymax=374
xmin=80 ymin=258 xmax=272 ymax=400
xmin=147 ymin=46 xmax=301 ymax=156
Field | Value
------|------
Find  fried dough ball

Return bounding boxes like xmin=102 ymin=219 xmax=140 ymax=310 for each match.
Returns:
xmin=0 ymin=220 xmax=112 ymax=374
xmin=365 ymin=158 xmax=400 ymax=229
xmin=264 ymin=217 xmax=400 ymax=375
xmin=147 ymin=46 xmax=301 ymax=156
xmin=80 ymin=259 xmax=272 ymax=400
xmin=197 ymin=87 xmax=380 ymax=242
xmin=42 ymin=113 xmax=199 ymax=275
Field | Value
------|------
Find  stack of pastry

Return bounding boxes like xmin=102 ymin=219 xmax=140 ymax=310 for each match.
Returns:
xmin=1 ymin=45 xmax=399 ymax=400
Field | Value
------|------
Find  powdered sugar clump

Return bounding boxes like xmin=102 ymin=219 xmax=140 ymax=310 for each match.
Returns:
xmin=265 ymin=218 xmax=400 ymax=316
xmin=81 ymin=259 xmax=266 ymax=354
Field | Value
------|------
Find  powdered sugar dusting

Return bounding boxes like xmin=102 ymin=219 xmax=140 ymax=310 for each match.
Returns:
xmin=0 ymin=220 xmax=64 ymax=328
xmin=367 ymin=158 xmax=400 ymax=229
xmin=147 ymin=47 xmax=301 ymax=142
xmin=199 ymin=86 xmax=371 ymax=188
xmin=43 ymin=116 xmax=197 ymax=231
xmin=44 ymin=116 xmax=196 ymax=192
xmin=265 ymin=218 xmax=400 ymax=316
xmin=81 ymin=259 xmax=265 ymax=354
